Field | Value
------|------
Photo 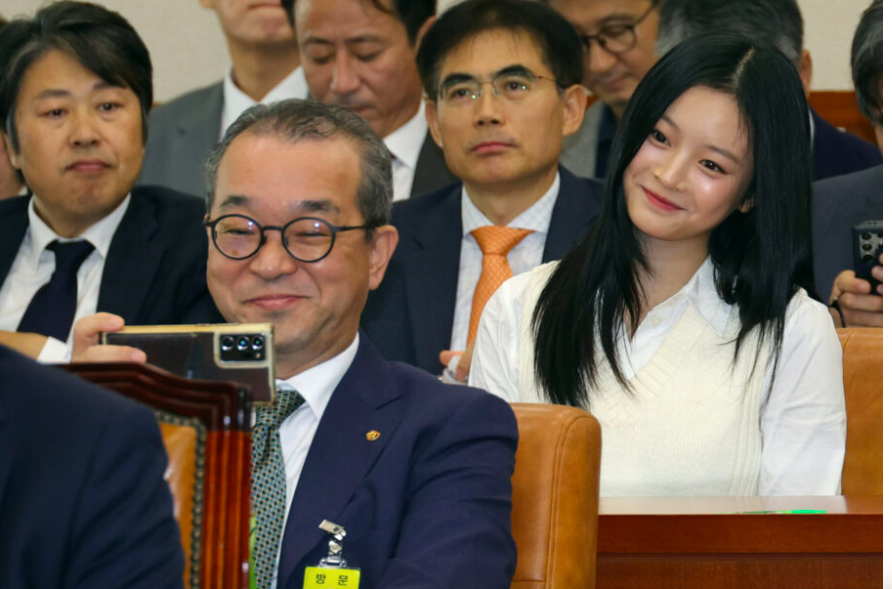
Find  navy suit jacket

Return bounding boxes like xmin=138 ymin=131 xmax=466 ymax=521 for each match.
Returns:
xmin=0 ymin=344 xmax=184 ymax=589
xmin=362 ymin=166 xmax=604 ymax=374
xmin=812 ymin=108 xmax=882 ymax=181
xmin=812 ymin=165 xmax=883 ymax=302
xmin=0 ymin=185 xmax=222 ymax=327
xmin=277 ymin=335 xmax=518 ymax=589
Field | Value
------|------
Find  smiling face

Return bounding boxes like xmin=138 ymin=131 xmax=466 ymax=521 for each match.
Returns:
xmin=426 ymin=29 xmax=585 ymax=196
xmin=549 ymin=0 xmax=659 ymax=116
xmin=623 ymin=86 xmax=753 ymax=254
xmin=7 ymin=49 xmax=144 ymax=237
xmin=296 ymin=0 xmax=423 ymax=138
xmin=206 ymin=132 xmax=396 ymax=377
xmin=200 ymin=0 xmax=295 ymax=49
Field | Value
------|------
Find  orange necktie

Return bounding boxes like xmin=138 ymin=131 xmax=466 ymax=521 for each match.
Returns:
xmin=467 ymin=226 xmax=533 ymax=346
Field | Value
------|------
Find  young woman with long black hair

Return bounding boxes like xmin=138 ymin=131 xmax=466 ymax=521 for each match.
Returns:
xmin=469 ymin=34 xmax=846 ymax=496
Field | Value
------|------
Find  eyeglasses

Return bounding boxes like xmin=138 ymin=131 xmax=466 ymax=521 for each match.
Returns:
xmin=205 ymin=214 xmax=378 ymax=263
xmin=437 ymin=72 xmax=557 ymax=108
xmin=579 ymin=1 xmax=658 ymax=55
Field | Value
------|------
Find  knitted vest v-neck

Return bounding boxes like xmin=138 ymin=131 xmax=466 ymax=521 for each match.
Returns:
xmin=517 ymin=263 xmax=769 ymax=497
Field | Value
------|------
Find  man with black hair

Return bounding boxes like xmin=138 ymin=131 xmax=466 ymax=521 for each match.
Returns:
xmin=0 ymin=1 xmax=218 ymax=362
xmin=814 ymin=0 xmax=883 ymax=327
xmin=656 ymin=0 xmax=882 ymax=181
xmin=0 ymin=14 xmax=25 ymax=199
xmin=283 ymin=0 xmax=457 ymax=201
xmin=362 ymin=0 xmax=603 ymax=378
xmin=139 ymin=0 xmax=306 ymax=197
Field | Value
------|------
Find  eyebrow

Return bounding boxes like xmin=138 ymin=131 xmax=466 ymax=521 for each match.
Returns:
xmin=659 ymin=115 xmax=743 ymax=165
xmin=216 ymin=195 xmax=341 ymax=215
xmin=303 ymin=34 xmax=387 ymax=47
xmin=32 ymin=81 xmax=123 ymax=101
xmin=440 ymin=64 xmax=536 ymax=86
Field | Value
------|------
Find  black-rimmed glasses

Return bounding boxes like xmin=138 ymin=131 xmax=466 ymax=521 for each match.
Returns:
xmin=205 ymin=214 xmax=378 ymax=263
xmin=579 ymin=1 xmax=659 ymax=55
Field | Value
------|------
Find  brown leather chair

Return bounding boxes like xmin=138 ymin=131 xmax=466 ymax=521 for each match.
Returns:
xmin=65 ymin=362 xmax=251 ymax=589
xmin=510 ymin=403 xmax=601 ymax=589
xmin=837 ymin=328 xmax=883 ymax=495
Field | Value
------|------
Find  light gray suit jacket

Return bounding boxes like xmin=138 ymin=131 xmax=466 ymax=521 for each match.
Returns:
xmin=560 ymin=100 xmax=607 ymax=180
xmin=138 ymin=82 xmax=224 ymax=199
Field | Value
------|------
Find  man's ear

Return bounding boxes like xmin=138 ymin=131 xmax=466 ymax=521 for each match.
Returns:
xmin=560 ymin=83 xmax=588 ymax=137
xmin=368 ymin=224 xmax=399 ymax=290
xmin=424 ymin=99 xmax=443 ymax=148
xmin=413 ymin=15 xmax=437 ymax=54
xmin=798 ymin=49 xmax=813 ymax=96
xmin=1 ymin=133 xmax=20 ymax=169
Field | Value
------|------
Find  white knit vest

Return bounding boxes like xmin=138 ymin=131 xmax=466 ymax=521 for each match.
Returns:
xmin=517 ymin=263 xmax=769 ymax=497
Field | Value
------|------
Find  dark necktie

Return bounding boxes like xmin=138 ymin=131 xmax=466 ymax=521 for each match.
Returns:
xmin=17 ymin=240 xmax=95 ymax=341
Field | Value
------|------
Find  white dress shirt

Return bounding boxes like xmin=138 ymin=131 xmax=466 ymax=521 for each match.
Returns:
xmin=470 ymin=258 xmax=847 ymax=495
xmin=267 ymin=334 xmax=360 ymax=589
xmin=0 ymin=194 xmax=132 ymax=362
xmin=449 ymin=173 xmax=560 ymax=350
xmin=221 ymin=66 xmax=309 ymax=138
xmin=383 ymin=102 xmax=429 ymax=203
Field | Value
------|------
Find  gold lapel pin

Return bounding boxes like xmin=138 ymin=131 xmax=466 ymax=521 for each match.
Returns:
xmin=366 ymin=430 xmax=381 ymax=441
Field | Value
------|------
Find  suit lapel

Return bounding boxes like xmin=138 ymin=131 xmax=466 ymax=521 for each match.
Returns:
xmin=0 ymin=197 xmax=30 ymax=286
xmin=278 ymin=337 xmax=403 ymax=587
xmin=543 ymin=167 xmax=601 ymax=262
xmin=409 ymin=133 xmax=458 ymax=197
xmin=404 ymin=189 xmax=463 ymax=366
xmin=97 ymin=189 xmax=164 ymax=322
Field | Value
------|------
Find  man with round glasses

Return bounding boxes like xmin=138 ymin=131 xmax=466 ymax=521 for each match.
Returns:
xmin=547 ymin=0 xmax=662 ymax=180
xmin=362 ymin=0 xmax=604 ymax=379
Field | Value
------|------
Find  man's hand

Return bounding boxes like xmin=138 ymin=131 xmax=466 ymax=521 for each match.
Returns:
xmin=439 ymin=340 xmax=476 ymax=384
xmin=830 ymin=254 xmax=883 ymax=328
xmin=71 ymin=313 xmax=147 ymax=363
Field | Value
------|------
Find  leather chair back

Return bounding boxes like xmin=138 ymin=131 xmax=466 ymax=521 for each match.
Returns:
xmin=837 ymin=328 xmax=883 ymax=494
xmin=66 ymin=362 xmax=251 ymax=589
xmin=510 ymin=403 xmax=601 ymax=589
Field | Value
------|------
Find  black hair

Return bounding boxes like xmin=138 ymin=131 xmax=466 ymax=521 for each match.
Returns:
xmin=532 ymin=34 xmax=814 ymax=408
xmin=0 ymin=1 xmax=152 ymax=151
xmin=416 ymin=0 xmax=583 ymax=100
xmin=851 ymin=0 xmax=882 ymax=126
xmin=657 ymin=0 xmax=803 ymax=64
xmin=282 ymin=0 xmax=435 ymax=45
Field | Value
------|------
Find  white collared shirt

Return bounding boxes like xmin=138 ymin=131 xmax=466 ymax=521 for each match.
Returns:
xmin=383 ymin=102 xmax=429 ymax=203
xmin=0 ymin=194 xmax=132 ymax=361
xmin=267 ymin=334 xmax=360 ymax=589
xmin=449 ymin=173 xmax=560 ymax=350
xmin=221 ymin=66 xmax=309 ymax=138
xmin=470 ymin=258 xmax=847 ymax=495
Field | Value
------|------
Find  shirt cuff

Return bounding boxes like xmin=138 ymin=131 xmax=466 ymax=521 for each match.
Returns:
xmin=37 ymin=337 xmax=73 ymax=364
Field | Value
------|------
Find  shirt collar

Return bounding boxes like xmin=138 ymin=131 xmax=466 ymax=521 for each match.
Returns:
xmin=650 ymin=256 xmax=732 ymax=334
xmin=460 ymin=172 xmax=560 ymax=236
xmin=382 ymin=102 xmax=428 ymax=171
xmin=24 ymin=193 xmax=131 ymax=271
xmin=221 ymin=66 xmax=309 ymax=136
xmin=277 ymin=333 xmax=360 ymax=421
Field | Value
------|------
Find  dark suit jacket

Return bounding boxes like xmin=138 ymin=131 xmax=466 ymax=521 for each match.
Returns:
xmin=362 ymin=166 xmax=604 ymax=374
xmin=277 ymin=335 xmax=518 ymax=589
xmin=0 ymin=186 xmax=222 ymax=327
xmin=812 ymin=108 xmax=882 ymax=181
xmin=0 ymin=344 xmax=184 ymax=589
xmin=138 ymin=82 xmax=224 ymax=197
xmin=409 ymin=133 xmax=459 ymax=197
xmin=812 ymin=164 xmax=883 ymax=302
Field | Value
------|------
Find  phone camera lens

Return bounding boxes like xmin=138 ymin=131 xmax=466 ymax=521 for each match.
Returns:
xmin=862 ymin=253 xmax=875 ymax=262
xmin=863 ymin=243 xmax=874 ymax=251
xmin=252 ymin=336 xmax=265 ymax=350
xmin=237 ymin=336 xmax=249 ymax=351
xmin=221 ymin=335 xmax=235 ymax=351
xmin=862 ymin=232 xmax=872 ymax=240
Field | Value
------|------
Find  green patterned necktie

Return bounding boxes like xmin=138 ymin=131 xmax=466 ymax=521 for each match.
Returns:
xmin=251 ymin=383 xmax=305 ymax=589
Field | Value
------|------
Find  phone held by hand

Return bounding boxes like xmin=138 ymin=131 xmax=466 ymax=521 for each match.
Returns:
xmin=852 ymin=220 xmax=882 ymax=295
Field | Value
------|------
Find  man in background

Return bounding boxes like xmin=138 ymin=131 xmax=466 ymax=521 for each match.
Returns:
xmin=0 ymin=15 xmax=25 ymax=200
xmin=362 ymin=0 xmax=603 ymax=377
xmin=546 ymin=0 xmax=661 ymax=180
xmin=814 ymin=0 xmax=883 ymax=327
xmin=139 ymin=0 xmax=306 ymax=196
xmin=656 ymin=0 xmax=882 ymax=181
xmin=283 ymin=0 xmax=458 ymax=201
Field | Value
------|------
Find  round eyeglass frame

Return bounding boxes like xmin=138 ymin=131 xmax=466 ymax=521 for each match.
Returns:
xmin=205 ymin=214 xmax=379 ymax=263
xmin=579 ymin=0 xmax=659 ymax=55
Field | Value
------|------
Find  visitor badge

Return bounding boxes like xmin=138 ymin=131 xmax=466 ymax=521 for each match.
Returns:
xmin=303 ymin=520 xmax=360 ymax=589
